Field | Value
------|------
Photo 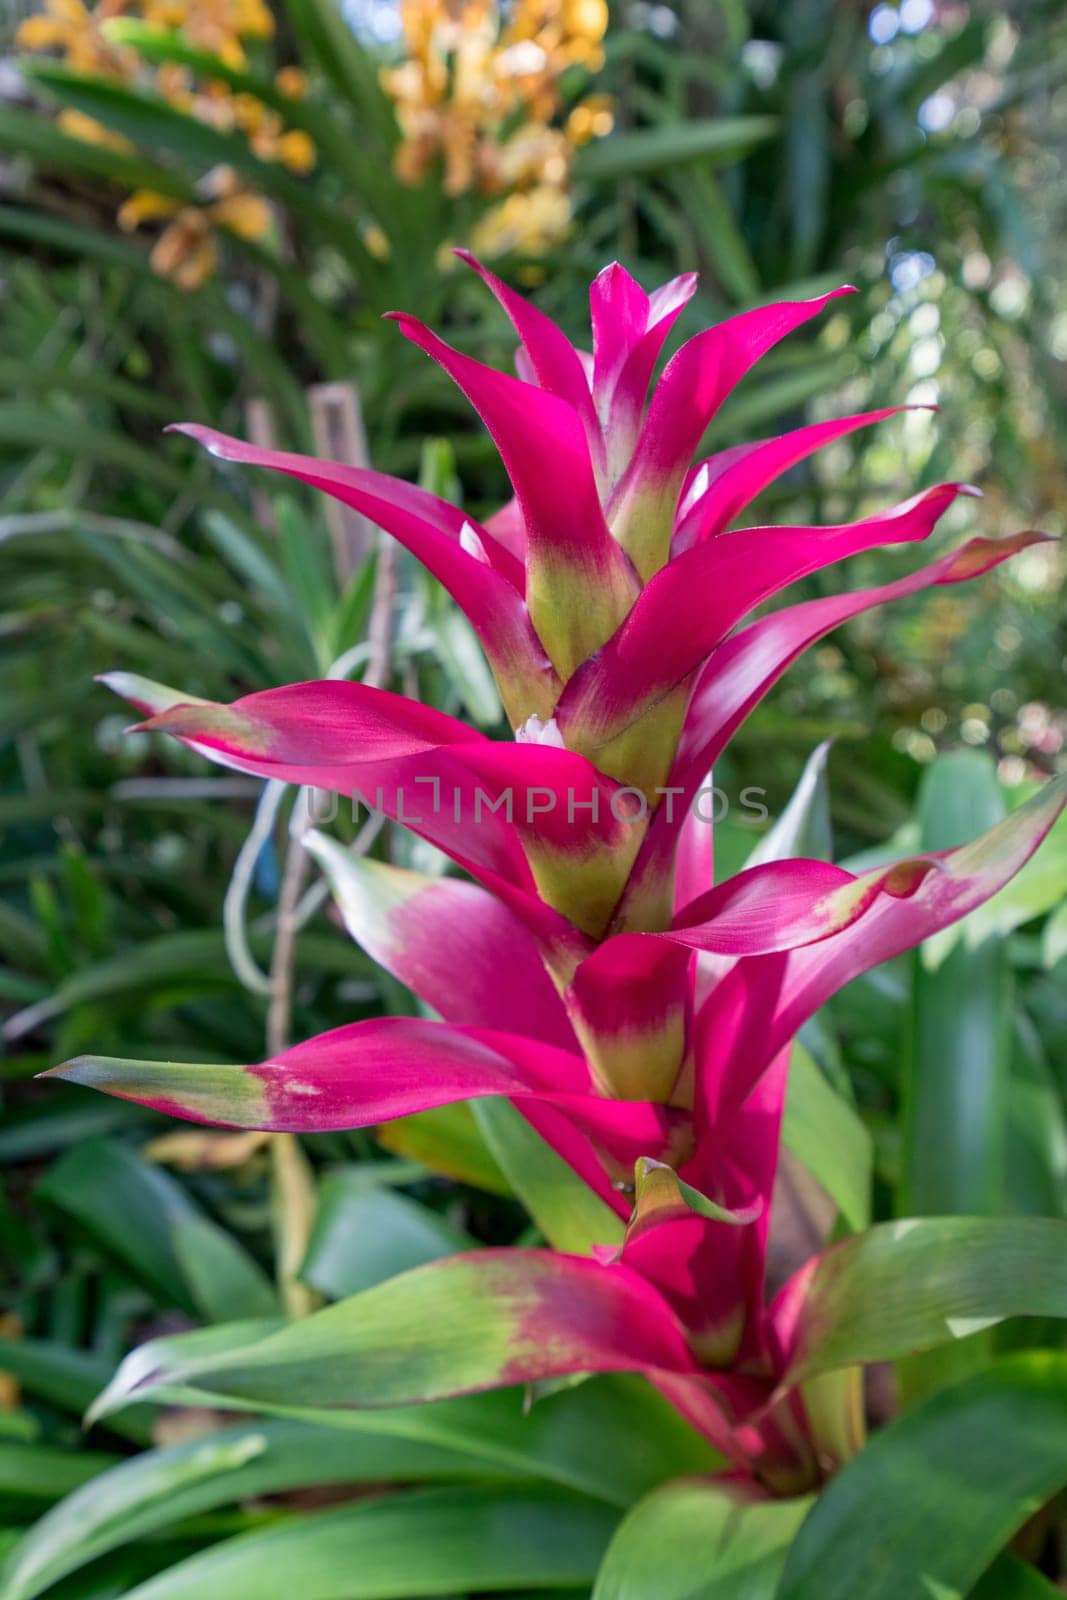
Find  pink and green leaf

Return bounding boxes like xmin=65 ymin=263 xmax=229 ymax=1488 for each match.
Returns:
xmin=304 ymin=834 xmax=578 ymax=1048
xmin=605 ymin=287 xmax=854 ymax=578
xmin=770 ymin=1216 xmax=1067 ymax=1392
xmin=559 ymin=483 xmax=973 ymax=755
xmin=168 ymin=422 xmax=556 ymax=724
xmin=673 ymin=406 xmax=922 ymax=551
xmin=619 ymin=530 xmax=1045 ymax=927
xmin=85 ymin=1249 xmax=702 ymax=1420
xmin=47 ymin=1017 xmax=683 ymax=1176
xmin=589 ymin=262 xmax=697 ymax=485
xmin=696 ymin=776 xmax=1067 ymax=1126
xmin=387 ymin=311 xmax=640 ymax=680
xmin=455 ymin=249 xmax=605 ymax=480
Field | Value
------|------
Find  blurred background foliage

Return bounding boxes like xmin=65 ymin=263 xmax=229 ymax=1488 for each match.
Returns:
xmin=0 ymin=0 xmax=1066 ymax=1593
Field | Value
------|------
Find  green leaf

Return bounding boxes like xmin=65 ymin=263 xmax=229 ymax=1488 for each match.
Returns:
xmin=0 ymin=104 xmax=192 ymax=197
xmin=747 ymin=743 xmax=833 ymax=868
xmin=0 ymin=1441 xmax=118 ymax=1506
xmin=36 ymin=1139 xmax=276 ymax=1321
xmin=573 ymin=116 xmax=778 ymax=181
xmin=905 ymin=931 xmax=1011 ymax=1218
xmin=970 ymin=1555 xmax=1063 ymax=1599
xmin=1006 ymin=1017 xmax=1067 ymax=1219
xmin=87 ymin=1252 xmax=651 ymax=1423
xmin=594 ymin=1480 xmax=811 ymax=1600
xmin=282 ymin=0 xmax=399 ymax=145
xmin=782 ymin=1043 xmax=871 ymax=1232
xmin=171 ymin=1215 xmax=280 ymax=1324
xmin=779 ymin=1216 xmax=1067 ymax=1390
xmin=0 ymin=202 xmax=153 ymax=272
xmin=471 ymin=1099 xmax=624 ymax=1254
xmin=22 ymin=65 xmax=375 ymax=279
xmin=0 ymin=1420 xmax=531 ymax=1600
xmin=0 ymin=1348 xmax=727 ymax=1513
xmin=0 ymin=405 xmax=188 ymax=494
xmin=899 ymin=753 xmax=1011 ymax=1399
xmin=264 ymin=1376 xmax=719 ymax=1509
xmin=35 ymin=1140 xmax=205 ymax=1313
xmin=667 ymin=167 xmax=761 ymax=303
xmin=115 ymin=1486 xmax=618 ymax=1600
xmin=300 ymin=1177 xmax=475 ymax=1299
xmin=777 ymin=1352 xmax=1067 ymax=1600
xmin=905 ymin=751 xmax=1010 ymax=1216
xmin=0 ymin=1338 xmax=155 ymax=1445
xmin=377 ymin=1103 xmax=511 ymax=1195
xmin=428 ymin=604 xmax=503 ymax=727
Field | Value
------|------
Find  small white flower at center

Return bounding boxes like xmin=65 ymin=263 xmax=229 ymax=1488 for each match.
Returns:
xmin=515 ymin=714 xmax=565 ymax=748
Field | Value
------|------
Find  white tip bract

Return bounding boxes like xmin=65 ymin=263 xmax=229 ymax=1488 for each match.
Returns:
xmin=515 ymin=714 xmax=566 ymax=748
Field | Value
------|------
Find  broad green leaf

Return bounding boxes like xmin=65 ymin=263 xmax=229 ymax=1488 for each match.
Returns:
xmin=778 ymin=1352 xmax=1067 ymax=1600
xmin=0 ymin=1441 xmax=117 ymax=1505
xmin=377 ymin=1103 xmax=511 ymax=1195
xmin=668 ymin=167 xmax=761 ymax=303
xmin=171 ymin=1215 xmax=280 ymax=1324
xmin=899 ymin=753 xmax=1010 ymax=1399
xmin=905 ymin=931 xmax=1010 ymax=1218
xmin=36 ymin=1139 xmax=274 ymax=1321
xmin=86 ymin=1251 xmax=676 ymax=1423
xmin=594 ymin=1480 xmax=811 ymax=1600
xmin=184 ymin=1375 xmax=719 ymax=1510
xmin=1006 ymin=1017 xmax=1067 ymax=1219
xmin=35 ymin=1140 xmax=205 ymax=1313
xmin=472 ymin=1099 xmax=624 ymax=1254
xmin=0 ymin=1420 xmax=531 ymax=1600
xmin=905 ymin=751 xmax=1010 ymax=1215
xmin=574 ymin=116 xmax=778 ymax=181
xmin=300 ymin=1177 xmax=475 ymax=1299
xmin=779 ymin=1215 xmax=1067 ymax=1389
xmin=117 ymin=1485 xmax=618 ymax=1600
xmin=782 ymin=1043 xmax=871 ymax=1232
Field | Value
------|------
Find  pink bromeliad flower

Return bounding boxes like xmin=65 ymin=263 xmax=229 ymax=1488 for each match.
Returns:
xmin=52 ymin=257 xmax=1067 ymax=1491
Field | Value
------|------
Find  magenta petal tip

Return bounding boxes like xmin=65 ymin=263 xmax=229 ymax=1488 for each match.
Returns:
xmin=167 ymin=422 xmax=229 ymax=460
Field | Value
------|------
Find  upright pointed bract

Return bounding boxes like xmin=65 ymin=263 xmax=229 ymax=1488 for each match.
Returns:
xmin=54 ymin=256 xmax=1067 ymax=1495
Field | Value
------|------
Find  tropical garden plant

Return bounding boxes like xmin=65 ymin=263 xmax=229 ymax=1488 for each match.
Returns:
xmin=2 ymin=3 xmax=1067 ymax=1598
xmin=3 ymin=246 xmax=1060 ymax=1597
